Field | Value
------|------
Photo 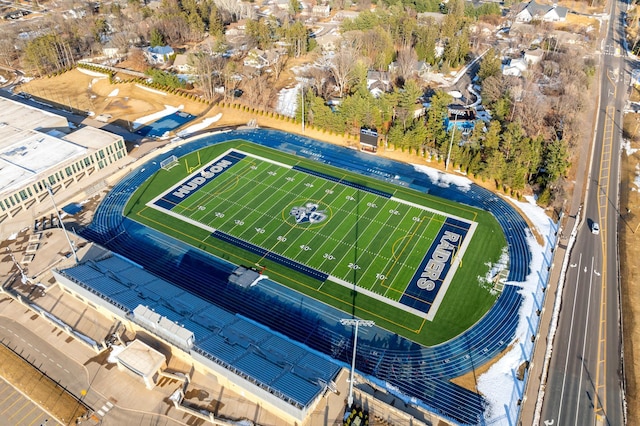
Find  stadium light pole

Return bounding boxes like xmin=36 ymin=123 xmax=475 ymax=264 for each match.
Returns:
xmin=445 ymin=111 xmax=460 ymax=172
xmin=300 ymin=80 xmax=305 ymax=134
xmin=46 ymin=184 xmax=78 ymax=263
xmin=340 ymin=318 xmax=375 ymax=408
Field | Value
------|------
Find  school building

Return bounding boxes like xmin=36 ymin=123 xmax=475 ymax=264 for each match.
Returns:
xmin=0 ymin=97 xmax=127 ymax=232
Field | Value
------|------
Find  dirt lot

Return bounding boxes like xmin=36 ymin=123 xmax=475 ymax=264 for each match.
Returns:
xmin=18 ymin=69 xmax=209 ymax=124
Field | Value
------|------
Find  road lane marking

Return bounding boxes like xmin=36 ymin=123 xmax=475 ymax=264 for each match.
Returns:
xmin=574 ymin=256 xmax=596 ymax=422
xmin=557 ymin=252 xmax=582 ymax=423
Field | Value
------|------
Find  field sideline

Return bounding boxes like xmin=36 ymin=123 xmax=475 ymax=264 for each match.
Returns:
xmin=125 ymin=141 xmax=507 ymax=345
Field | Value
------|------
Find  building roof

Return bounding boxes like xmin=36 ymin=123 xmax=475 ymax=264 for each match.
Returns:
xmin=172 ymin=54 xmax=190 ymax=68
xmin=116 ymin=339 xmax=166 ymax=377
xmin=0 ymin=125 xmax=86 ymax=194
xmin=147 ymin=45 xmax=174 ymax=55
xmin=516 ymin=0 xmax=568 ymax=21
xmin=0 ymin=97 xmax=68 ymax=131
xmin=0 ymin=98 xmax=123 ymax=197
xmin=62 ymin=125 xmax=122 ymax=150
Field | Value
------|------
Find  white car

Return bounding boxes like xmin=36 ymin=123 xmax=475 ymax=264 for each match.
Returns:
xmin=591 ymin=222 xmax=600 ymax=235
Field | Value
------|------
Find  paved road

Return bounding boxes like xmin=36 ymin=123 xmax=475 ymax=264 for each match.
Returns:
xmin=540 ymin=0 xmax=628 ymax=424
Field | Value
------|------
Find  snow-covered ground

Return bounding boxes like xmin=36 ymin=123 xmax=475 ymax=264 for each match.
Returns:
xmin=276 ymin=85 xmax=299 ymax=117
xmin=621 ymin=138 xmax=638 ymax=156
xmin=132 ymin=105 xmax=183 ymax=130
xmin=477 ymin=195 xmax=553 ymax=423
xmin=108 ymin=88 xmax=119 ymax=97
xmin=107 ymin=344 xmax=125 ymax=363
xmin=413 ymin=167 xmax=555 ymax=425
xmin=177 ymin=113 xmax=222 ymax=137
xmin=78 ymin=67 xmax=109 ymax=78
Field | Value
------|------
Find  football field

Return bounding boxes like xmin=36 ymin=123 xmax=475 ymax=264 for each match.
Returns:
xmin=148 ymin=148 xmax=476 ymax=320
xmin=126 ymin=141 xmax=506 ymax=343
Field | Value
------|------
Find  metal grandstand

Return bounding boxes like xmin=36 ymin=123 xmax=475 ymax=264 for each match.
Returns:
xmin=79 ymin=129 xmax=544 ymax=425
xmin=53 ymin=253 xmax=341 ymax=415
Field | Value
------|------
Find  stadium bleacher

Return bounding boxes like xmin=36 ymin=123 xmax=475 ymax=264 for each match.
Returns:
xmin=58 ymin=256 xmax=342 ymax=412
xmin=80 ymin=128 xmax=539 ymax=425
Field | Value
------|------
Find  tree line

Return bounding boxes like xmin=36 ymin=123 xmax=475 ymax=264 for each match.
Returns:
xmin=2 ymin=0 xmax=594 ymax=205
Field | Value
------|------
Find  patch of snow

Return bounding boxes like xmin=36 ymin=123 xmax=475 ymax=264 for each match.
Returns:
xmin=411 ymin=164 xmax=472 ymax=192
xmin=135 ymin=83 xmax=168 ymax=96
xmin=78 ymin=68 xmax=109 ymax=78
xmin=634 ymin=164 xmax=640 ymax=190
xmin=169 ymin=389 xmax=182 ymax=403
xmin=276 ymin=85 xmax=299 ymax=117
xmin=477 ymin=195 xmax=554 ymax=423
xmin=176 ymin=113 xmax=222 ymax=137
xmin=108 ymin=88 xmax=119 ymax=97
xmin=478 ymin=246 xmax=509 ymax=294
xmin=0 ymin=75 xmax=7 ymax=84
xmin=621 ymin=138 xmax=638 ymax=156
xmin=7 ymin=232 xmax=18 ymax=240
xmin=132 ymin=105 xmax=183 ymax=130
xmin=107 ymin=345 xmax=125 ymax=363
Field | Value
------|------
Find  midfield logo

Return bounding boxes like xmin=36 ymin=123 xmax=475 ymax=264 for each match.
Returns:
xmin=290 ymin=203 xmax=327 ymax=224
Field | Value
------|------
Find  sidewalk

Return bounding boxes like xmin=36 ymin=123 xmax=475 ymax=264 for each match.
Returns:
xmin=518 ymin=214 xmax=574 ymax=425
xmin=518 ymin=84 xmax=591 ymax=426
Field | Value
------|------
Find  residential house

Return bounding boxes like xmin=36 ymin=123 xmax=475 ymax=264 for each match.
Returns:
xmin=524 ymin=48 xmax=545 ymax=65
xmin=388 ymin=60 xmax=431 ymax=79
xmin=514 ymin=1 xmax=568 ymax=23
xmin=315 ymin=31 xmax=340 ymax=52
xmin=243 ymin=48 xmax=281 ymax=71
xmin=502 ymin=57 xmax=528 ymax=77
xmin=226 ymin=20 xmax=247 ymax=37
xmin=144 ymin=45 xmax=174 ymax=65
xmin=367 ymin=71 xmax=391 ymax=97
xmin=172 ymin=54 xmax=194 ymax=73
xmin=312 ymin=4 xmax=330 ymax=18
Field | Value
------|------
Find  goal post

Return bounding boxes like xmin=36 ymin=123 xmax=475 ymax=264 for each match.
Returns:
xmin=185 ymin=151 xmax=201 ymax=173
xmin=160 ymin=155 xmax=179 ymax=171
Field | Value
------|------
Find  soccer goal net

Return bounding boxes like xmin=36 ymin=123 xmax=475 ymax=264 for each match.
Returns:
xmin=160 ymin=155 xmax=179 ymax=171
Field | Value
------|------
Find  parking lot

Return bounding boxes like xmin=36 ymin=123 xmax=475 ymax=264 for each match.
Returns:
xmin=0 ymin=378 xmax=57 ymax=426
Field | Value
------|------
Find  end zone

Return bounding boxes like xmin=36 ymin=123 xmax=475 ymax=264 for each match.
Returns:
xmin=401 ymin=217 xmax=476 ymax=321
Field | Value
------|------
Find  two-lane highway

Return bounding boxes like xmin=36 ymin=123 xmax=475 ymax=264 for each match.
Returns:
xmin=541 ymin=0 xmax=628 ymax=424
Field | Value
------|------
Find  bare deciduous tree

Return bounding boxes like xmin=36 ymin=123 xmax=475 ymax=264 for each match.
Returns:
xmin=241 ymin=73 xmax=275 ymax=110
xmin=395 ymin=45 xmax=417 ymax=83
xmin=271 ymin=53 xmax=289 ymax=82
xmin=329 ymin=46 xmax=358 ymax=96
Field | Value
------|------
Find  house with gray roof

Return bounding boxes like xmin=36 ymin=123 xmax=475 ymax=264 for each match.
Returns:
xmin=514 ymin=1 xmax=568 ymax=23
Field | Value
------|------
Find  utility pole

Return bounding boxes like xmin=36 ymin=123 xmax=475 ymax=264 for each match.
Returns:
xmin=340 ymin=318 xmax=375 ymax=407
